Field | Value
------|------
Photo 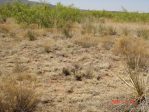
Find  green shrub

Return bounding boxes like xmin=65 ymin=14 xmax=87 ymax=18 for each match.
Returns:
xmin=0 ymin=1 xmax=81 ymax=28
xmin=0 ymin=0 xmax=149 ymax=29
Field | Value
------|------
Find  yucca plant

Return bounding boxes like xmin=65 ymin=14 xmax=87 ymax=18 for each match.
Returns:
xmin=114 ymin=37 xmax=149 ymax=105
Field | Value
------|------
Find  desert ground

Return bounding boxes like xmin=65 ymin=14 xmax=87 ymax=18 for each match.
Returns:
xmin=0 ymin=17 xmax=149 ymax=112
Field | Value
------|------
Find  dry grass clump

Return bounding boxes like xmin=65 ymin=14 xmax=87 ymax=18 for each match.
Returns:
xmin=136 ymin=29 xmax=149 ymax=40
xmin=113 ymin=37 xmax=149 ymax=70
xmin=74 ymin=35 xmax=99 ymax=48
xmin=0 ymin=76 xmax=39 ymax=112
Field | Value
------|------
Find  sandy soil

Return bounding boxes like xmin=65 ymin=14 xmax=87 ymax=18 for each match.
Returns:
xmin=0 ymin=31 xmax=138 ymax=112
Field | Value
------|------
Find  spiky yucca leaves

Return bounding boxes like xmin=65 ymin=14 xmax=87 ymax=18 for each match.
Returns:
xmin=119 ymin=71 xmax=148 ymax=101
xmin=114 ymin=37 xmax=149 ymax=105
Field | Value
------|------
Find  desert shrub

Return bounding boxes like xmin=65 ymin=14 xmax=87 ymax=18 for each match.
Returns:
xmin=0 ymin=1 xmax=149 ymax=29
xmin=0 ymin=77 xmax=39 ymax=112
xmin=0 ymin=1 xmax=81 ymax=28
